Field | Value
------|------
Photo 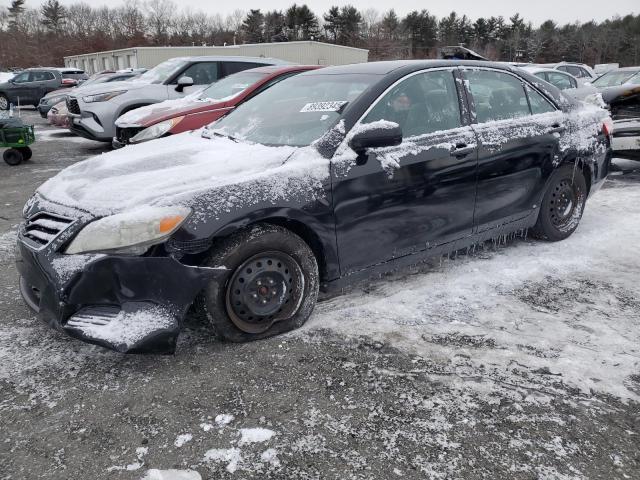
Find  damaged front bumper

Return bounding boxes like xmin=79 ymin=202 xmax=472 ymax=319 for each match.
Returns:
xmin=16 ymin=224 xmax=224 ymax=354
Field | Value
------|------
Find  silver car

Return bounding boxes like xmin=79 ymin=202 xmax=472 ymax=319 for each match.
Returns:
xmin=66 ymin=56 xmax=289 ymax=142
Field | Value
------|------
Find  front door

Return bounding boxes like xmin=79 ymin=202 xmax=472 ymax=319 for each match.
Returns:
xmin=8 ymin=71 xmax=33 ymax=105
xmin=331 ymin=68 xmax=479 ymax=274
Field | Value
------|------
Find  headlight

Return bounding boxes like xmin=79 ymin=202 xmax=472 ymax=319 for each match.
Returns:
xmin=130 ymin=117 xmax=184 ymax=144
xmin=82 ymin=90 xmax=127 ymax=103
xmin=65 ymin=206 xmax=190 ymax=255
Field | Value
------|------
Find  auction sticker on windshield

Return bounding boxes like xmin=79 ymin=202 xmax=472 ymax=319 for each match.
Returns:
xmin=300 ymin=101 xmax=348 ymax=113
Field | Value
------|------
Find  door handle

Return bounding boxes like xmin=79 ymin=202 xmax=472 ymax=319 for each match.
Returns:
xmin=450 ymin=144 xmax=475 ymax=158
xmin=547 ymin=124 xmax=566 ymax=134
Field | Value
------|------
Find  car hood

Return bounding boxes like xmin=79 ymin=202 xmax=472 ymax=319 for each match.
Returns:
xmin=36 ymin=131 xmax=332 ymax=219
xmin=116 ymin=95 xmax=220 ymax=128
xmin=69 ymin=80 xmax=149 ymax=97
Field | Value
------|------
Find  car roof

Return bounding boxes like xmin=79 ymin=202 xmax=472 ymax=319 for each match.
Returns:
xmin=520 ymin=66 xmax=571 ymax=75
xmin=170 ymin=56 xmax=291 ymax=65
xmin=242 ymin=65 xmax=322 ymax=74
xmin=302 ymin=60 xmax=522 ymax=75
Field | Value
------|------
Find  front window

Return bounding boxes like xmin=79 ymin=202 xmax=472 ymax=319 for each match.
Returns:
xmin=363 ymin=70 xmax=462 ymax=137
xmin=198 ymin=71 xmax=267 ymax=101
xmin=211 ymin=73 xmax=378 ymax=147
xmin=546 ymin=72 xmax=574 ymax=90
xmin=135 ymin=58 xmax=189 ymax=85
xmin=592 ymin=70 xmax=640 ymax=87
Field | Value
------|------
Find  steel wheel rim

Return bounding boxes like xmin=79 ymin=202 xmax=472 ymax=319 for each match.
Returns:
xmin=549 ymin=179 xmax=581 ymax=229
xmin=225 ymin=251 xmax=305 ymax=334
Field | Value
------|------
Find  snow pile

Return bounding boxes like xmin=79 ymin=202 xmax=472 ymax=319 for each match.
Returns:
xmin=203 ymin=448 xmax=242 ymax=473
xmin=174 ymin=433 xmax=192 ymax=447
xmin=307 ymin=183 xmax=640 ymax=400
xmin=69 ymin=306 xmax=175 ymax=349
xmin=37 ymin=133 xmax=330 ymax=220
xmin=238 ymin=428 xmax=276 ymax=445
xmin=141 ymin=470 xmax=202 ymax=480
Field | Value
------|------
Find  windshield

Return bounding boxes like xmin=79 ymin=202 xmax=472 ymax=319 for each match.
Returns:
xmin=210 ymin=73 xmax=377 ymax=147
xmin=135 ymin=58 xmax=189 ymax=85
xmin=198 ymin=71 xmax=267 ymax=101
xmin=592 ymin=70 xmax=640 ymax=87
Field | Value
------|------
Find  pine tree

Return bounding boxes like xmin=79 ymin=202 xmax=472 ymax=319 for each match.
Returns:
xmin=242 ymin=9 xmax=264 ymax=43
xmin=8 ymin=0 xmax=26 ymax=30
xmin=41 ymin=0 xmax=67 ymax=34
xmin=323 ymin=6 xmax=340 ymax=43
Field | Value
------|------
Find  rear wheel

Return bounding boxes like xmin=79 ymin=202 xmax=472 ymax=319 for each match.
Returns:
xmin=3 ymin=148 xmax=23 ymax=166
xmin=198 ymin=224 xmax=319 ymax=342
xmin=18 ymin=146 xmax=32 ymax=161
xmin=532 ymin=164 xmax=587 ymax=241
xmin=0 ymin=94 xmax=8 ymax=110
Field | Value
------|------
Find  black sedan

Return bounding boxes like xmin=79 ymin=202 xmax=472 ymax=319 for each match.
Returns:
xmin=16 ymin=60 xmax=612 ymax=353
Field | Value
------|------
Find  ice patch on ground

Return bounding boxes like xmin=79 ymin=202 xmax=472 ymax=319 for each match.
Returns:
xmin=141 ymin=469 xmax=202 ymax=480
xmin=215 ymin=413 xmax=234 ymax=426
xmin=203 ymin=448 xmax=242 ymax=473
xmin=0 ymin=228 xmax=17 ymax=261
xmin=174 ymin=433 xmax=192 ymax=447
xmin=238 ymin=428 xmax=276 ymax=445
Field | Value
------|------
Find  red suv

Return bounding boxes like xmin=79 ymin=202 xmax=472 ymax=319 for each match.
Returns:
xmin=113 ymin=65 xmax=322 ymax=148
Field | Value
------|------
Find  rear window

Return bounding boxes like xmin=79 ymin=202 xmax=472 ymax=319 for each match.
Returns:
xmin=62 ymin=72 xmax=89 ymax=80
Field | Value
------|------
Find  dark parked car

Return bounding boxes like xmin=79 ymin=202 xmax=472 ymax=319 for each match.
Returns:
xmin=0 ymin=68 xmax=87 ymax=110
xmin=590 ymin=67 xmax=640 ymax=160
xmin=37 ymin=71 xmax=140 ymax=118
xmin=16 ymin=61 xmax=611 ymax=353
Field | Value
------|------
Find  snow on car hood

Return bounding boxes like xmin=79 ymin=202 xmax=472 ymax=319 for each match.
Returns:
xmin=36 ymin=131 xmax=331 ymax=220
xmin=116 ymin=92 xmax=208 ymax=128
xmin=70 ymin=80 xmax=148 ymax=97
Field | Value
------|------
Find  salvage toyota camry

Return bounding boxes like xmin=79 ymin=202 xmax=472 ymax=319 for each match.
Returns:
xmin=16 ymin=60 xmax=612 ymax=353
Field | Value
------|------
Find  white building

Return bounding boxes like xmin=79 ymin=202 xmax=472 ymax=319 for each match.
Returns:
xmin=64 ymin=41 xmax=369 ymax=74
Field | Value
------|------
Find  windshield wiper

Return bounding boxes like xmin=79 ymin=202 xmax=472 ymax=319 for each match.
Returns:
xmin=203 ymin=129 xmax=239 ymax=143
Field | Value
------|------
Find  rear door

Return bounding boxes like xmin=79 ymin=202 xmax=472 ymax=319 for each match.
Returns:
xmin=29 ymin=70 xmax=57 ymax=102
xmin=331 ymin=68 xmax=479 ymax=274
xmin=460 ymin=68 xmax=565 ymax=231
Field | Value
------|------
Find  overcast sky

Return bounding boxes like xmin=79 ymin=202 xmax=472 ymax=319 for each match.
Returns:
xmin=28 ymin=0 xmax=639 ymax=25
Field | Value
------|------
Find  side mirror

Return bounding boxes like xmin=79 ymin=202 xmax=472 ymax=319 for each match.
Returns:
xmin=349 ymin=122 xmax=403 ymax=154
xmin=175 ymin=76 xmax=194 ymax=92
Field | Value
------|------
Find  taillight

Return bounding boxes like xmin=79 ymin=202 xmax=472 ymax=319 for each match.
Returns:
xmin=61 ymin=78 xmax=77 ymax=86
xmin=602 ymin=117 xmax=614 ymax=139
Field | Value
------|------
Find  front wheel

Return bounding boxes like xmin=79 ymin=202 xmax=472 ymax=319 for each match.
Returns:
xmin=198 ymin=224 xmax=319 ymax=342
xmin=531 ymin=163 xmax=587 ymax=241
xmin=0 ymin=94 xmax=8 ymax=110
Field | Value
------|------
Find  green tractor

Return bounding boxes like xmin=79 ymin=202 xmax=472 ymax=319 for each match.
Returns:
xmin=1 ymin=116 xmax=35 ymax=166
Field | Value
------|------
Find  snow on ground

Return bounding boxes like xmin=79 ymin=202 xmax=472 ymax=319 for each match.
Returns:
xmin=141 ymin=470 xmax=202 ymax=480
xmin=307 ymin=182 xmax=640 ymax=401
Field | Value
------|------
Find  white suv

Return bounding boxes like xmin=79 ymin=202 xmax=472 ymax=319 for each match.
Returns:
xmin=66 ymin=56 xmax=289 ymax=142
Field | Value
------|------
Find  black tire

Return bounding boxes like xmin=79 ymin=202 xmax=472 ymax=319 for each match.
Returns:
xmin=531 ymin=163 xmax=587 ymax=241
xmin=3 ymin=148 xmax=23 ymax=166
xmin=18 ymin=146 xmax=32 ymax=161
xmin=0 ymin=94 xmax=8 ymax=110
xmin=198 ymin=224 xmax=319 ymax=343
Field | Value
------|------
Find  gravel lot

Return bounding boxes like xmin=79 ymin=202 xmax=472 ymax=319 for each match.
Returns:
xmin=1 ymin=109 xmax=639 ymax=480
